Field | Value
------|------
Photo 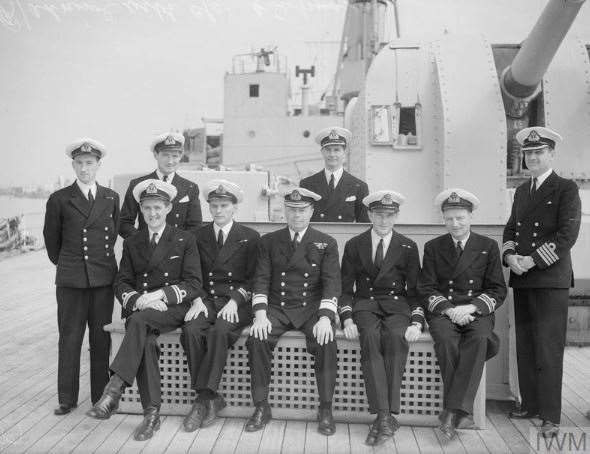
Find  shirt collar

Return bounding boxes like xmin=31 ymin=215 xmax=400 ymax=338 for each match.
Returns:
xmin=289 ymin=226 xmax=308 ymax=242
xmin=76 ymin=180 xmax=97 ymax=198
xmin=451 ymin=232 xmax=470 ymax=247
xmin=533 ymin=168 xmax=553 ymax=188
xmin=213 ymin=220 xmax=234 ymax=239
xmin=371 ymin=228 xmax=393 ymax=244
xmin=324 ymin=167 xmax=344 ymax=185
xmin=148 ymin=224 xmax=166 ymax=242
xmin=156 ymin=169 xmax=175 ymax=182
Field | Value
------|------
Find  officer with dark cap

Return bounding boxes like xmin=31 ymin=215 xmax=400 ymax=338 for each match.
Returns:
xmin=245 ymin=187 xmax=341 ymax=435
xmin=86 ymin=179 xmax=204 ymax=442
xmin=418 ymin=188 xmax=506 ymax=440
xmin=300 ymin=126 xmax=369 ymax=223
xmin=181 ymin=179 xmax=260 ymax=432
xmin=339 ymin=190 xmax=423 ymax=446
xmin=119 ymin=132 xmax=202 ymax=239
xmin=503 ymin=126 xmax=581 ymax=438
xmin=43 ymin=138 xmax=120 ymax=415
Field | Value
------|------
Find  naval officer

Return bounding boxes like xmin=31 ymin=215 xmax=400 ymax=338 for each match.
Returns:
xmin=87 ymin=179 xmax=204 ymax=441
xmin=339 ymin=190 xmax=423 ymax=446
xmin=245 ymin=188 xmax=341 ymax=435
xmin=503 ymin=127 xmax=581 ymax=438
xmin=418 ymin=189 xmax=506 ymax=440
xmin=300 ymin=126 xmax=369 ymax=223
xmin=119 ymin=132 xmax=202 ymax=239
xmin=181 ymin=179 xmax=260 ymax=431
xmin=43 ymin=138 xmax=120 ymax=415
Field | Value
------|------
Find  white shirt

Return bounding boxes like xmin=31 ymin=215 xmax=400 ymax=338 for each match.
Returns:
xmin=156 ymin=169 xmax=175 ymax=182
xmin=148 ymin=225 xmax=166 ymax=244
xmin=213 ymin=221 xmax=234 ymax=245
xmin=371 ymin=229 xmax=392 ymax=262
xmin=324 ymin=167 xmax=344 ymax=187
xmin=289 ymin=227 xmax=308 ymax=243
xmin=451 ymin=232 xmax=470 ymax=249
xmin=532 ymin=168 xmax=553 ymax=190
xmin=76 ymin=180 xmax=97 ymax=200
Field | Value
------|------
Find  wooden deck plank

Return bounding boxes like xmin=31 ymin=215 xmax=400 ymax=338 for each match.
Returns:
xmin=391 ymin=426 xmax=420 ymax=454
xmin=304 ymin=421 xmax=328 ymax=454
xmin=475 ymin=418 xmax=514 ymax=454
xmin=235 ymin=418 xmax=264 ymax=454
xmin=281 ymin=420 xmax=307 ymax=454
xmin=412 ymin=427 xmax=444 ymax=454
xmin=434 ymin=427 xmax=467 ymax=454
xmin=326 ymin=423 xmax=350 ymax=454
xmin=188 ymin=416 xmax=225 ymax=453
xmin=456 ymin=428 xmax=490 ymax=454
xmin=210 ymin=417 xmax=244 ymax=454
xmin=485 ymin=401 xmax=532 ymax=454
xmin=70 ymin=414 xmax=126 ymax=454
xmin=142 ymin=416 xmax=182 ymax=454
xmin=347 ymin=423 xmax=370 ymax=454
xmin=258 ymin=420 xmax=286 ymax=454
xmin=116 ymin=417 xmax=166 ymax=454
xmin=162 ymin=424 xmax=200 ymax=454
xmin=93 ymin=414 xmax=137 ymax=454
xmin=47 ymin=416 xmax=103 ymax=454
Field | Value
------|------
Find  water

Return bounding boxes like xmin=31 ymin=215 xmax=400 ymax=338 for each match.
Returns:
xmin=0 ymin=195 xmax=47 ymax=243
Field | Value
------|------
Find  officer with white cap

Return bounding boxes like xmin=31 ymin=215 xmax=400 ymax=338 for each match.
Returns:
xmin=43 ymin=138 xmax=120 ymax=416
xmin=245 ymin=187 xmax=341 ymax=435
xmin=119 ymin=132 xmax=202 ymax=239
xmin=418 ymin=189 xmax=506 ymax=440
xmin=87 ymin=178 xmax=204 ymax=442
xmin=181 ymin=179 xmax=260 ymax=432
xmin=503 ymin=127 xmax=581 ymax=437
xmin=299 ymin=126 xmax=369 ymax=223
xmin=339 ymin=190 xmax=422 ymax=446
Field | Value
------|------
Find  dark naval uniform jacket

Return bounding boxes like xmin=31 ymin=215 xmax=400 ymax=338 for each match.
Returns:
xmin=502 ymin=171 xmax=581 ymax=288
xmin=44 ymin=183 xmax=120 ymax=288
xmin=339 ymin=229 xmax=424 ymax=326
xmin=300 ymin=170 xmax=369 ymax=222
xmin=195 ymin=222 xmax=260 ymax=311
xmin=119 ymin=171 xmax=202 ymax=239
xmin=420 ymin=232 xmax=507 ymax=319
xmin=116 ymin=225 xmax=205 ymax=318
xmin=252 ymin=227 xmax=341 ymax=328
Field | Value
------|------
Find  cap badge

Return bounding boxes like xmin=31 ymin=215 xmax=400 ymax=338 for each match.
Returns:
xmin=146 ymin=183 xmax=158 ymax=194
xmin=291 ymin=190 xmax=302 ymax=201
xmin=527 ymin=130 xmax=540 ymax=142
xmin=215 ymin=184 xmax=226 ymax=194
xmin=381 ymin=194 xmax=393 ymax=205
xmin=80 ymin=142 xmax=92 ymax=153
xmin=328 ymin=130 xmax=339 ymax=140
xmin=448 ymin=192 xmax=460 ymax=204
xmin=164 ymin=135 xmax=176 ymax=145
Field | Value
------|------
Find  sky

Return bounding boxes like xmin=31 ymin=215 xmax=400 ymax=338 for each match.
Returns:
xmin=0 ymin=0 xmax=346 ymax=187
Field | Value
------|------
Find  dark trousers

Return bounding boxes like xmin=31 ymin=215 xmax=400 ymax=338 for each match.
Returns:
xmin=110 ymin=303 xmax=189 ymax=410
xmin=180 ymin=298 xmax=251 ymax=396
xmin=355 ymin=311 xmax=409 ymax=413
xmin=513 ymin=288 xmax=569 ymax=424
xmin=246 ymin=306 xmax=337 ymax=405
xmin=428 ymin=314 xmax=493 ymax=414
xmin=56 ymin=286 xmax=114 ymax=406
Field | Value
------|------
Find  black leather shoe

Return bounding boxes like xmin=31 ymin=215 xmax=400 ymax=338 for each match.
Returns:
xmin=134 ymin=407 xmax=161 ymax=441
xmin=438 ymin=409 xmax=457 ymax=440
xmin=54 ymin=404 xmax=77 ymax=415
xmin=365 ymin=419 xmax=380 ymax=446
xmin=86 ymin=375 xmax=125 ymax=419
xmin=540 ymin=420 xmax=559 ymax=438
xmin=317 ymin=408 xmax=336 ymax=436
xmin=201 ymin=396 xmax=227 ymax=428
xmin=509 ymin=409 xmax=539 ymax=419
xmin=183 ymin=401 xmax=204 ymax=432
xmin=244 ymin=404 xmax=271 ymax=432
xmin=372 ymin=413 xmax=396 ymax=446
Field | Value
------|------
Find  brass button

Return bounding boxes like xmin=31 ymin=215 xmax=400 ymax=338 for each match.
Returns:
xmin=320 ymin=213 xmax=325 ymax=218
xmin=228 ymin=272 xmax=232 ymax=276
xmin=105 ymin=245 xmax=109 ymax=249
xmin=394 ymin=296 xmax=399 ymax=300
xmin=448 ymin=296 xmax=453 ymax=301
xmin=105 ymin=236 xmax=109 ymax=240
xmin=176 ymin=213 xmax=180 ymax=218
xmin=449 ymin=289 xmax=454 ymax=293
xmin=337 ymin=215 xmax=342 ymax=220
xmin=106 ymin=252 xmax=110 ymax=257
xmin=370 ymin=296 xmax=374 ymax=300
xmin=302 ymin=292 xmax=307 ymax=296
xmin=84 ymin=246 xmax=88 ymax=251
xmin=143 ymin=283 xmax=147 ymax=287
xmin=532 ymin=242 xmax=536 ymax=247
xmin=165 ymin=282 xmax=169 ymax=286
xmin=144 ymin=273 xmax=148 ymax=277
xmin=230 ymin=286 xmax=234 ymax=290
xmin=281 ymin=291 xmax=285 ymax=296
xmin=281 ymin=282 xmax=285 ymax=287
xmin=174 ymin=224 xmax=178 ymax=227
xmin=84 ymin=255 xmax=88 ymax=260
xmin=210 ymin=289 xmax=215 ymax=294
xmin=302 ymin=302 xmax=307 ymax=306
xmin=369 ymin=288 xmax=373 ymax=291
xmin=469 ymin=279 xmax=473 ymax=284
xmin=533 ymin=233 xmax=537 ymax=237
xmin=517 ymin=222 xmax=521 ymax=227
xmin=449 ymin=280 xmax=453 ymax=284
xmin=83 ymin=229 xmax=87 ymax=233
xmin=281 ymin=272 xmax=286 ymax=276
xmin=209 ymin=281 xmax=214 ymax=286
xmin=104 ymin=227 xmax=108 ymax=231
xmin=83 ymin=238 xmax=87 ymax=242
xmin=534 ymin=222 xmax=539 ymax=227
xmin=281 ymin=302 xmax=285 ymax=306
xmin=304 ymin=273 xmax=309 ymax=277
xmin=303 ymin=283 xmax=308 ymax=288
xmin=164 ymin=272 xmax=168 ymax=277
xmin=515 ymin=232 xmax=520 ymax=236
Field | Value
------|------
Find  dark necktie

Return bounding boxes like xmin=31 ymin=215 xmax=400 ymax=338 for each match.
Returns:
xmin=217 ymin=229 xmax=224 ymax=249
xmin=328 ymin=173 xmax=335 ymax=194
xmin=374 ymin=238 xmax=384 ymax=270
xmin=292 ymin=231 xmax=300 ymax=251
xmin=456 ymin=240 xmax=463 ymax=258
xmin=150 ymin=232 xmax=158 ymax=250
xmin=162 ymin=175 xmax=168 ymax=182
xmin=530 ymin=177 xmax=537 ymax=197
xmin=88 ymin=189 xmax=94 ymax=205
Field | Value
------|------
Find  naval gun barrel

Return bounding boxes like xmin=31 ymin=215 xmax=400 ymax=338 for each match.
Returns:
xmin=501 ymin=0 xmax=586 ymax=117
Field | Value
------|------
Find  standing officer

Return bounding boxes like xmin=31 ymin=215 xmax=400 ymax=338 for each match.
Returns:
xmin=419 ymin=189 xmax=506 ymax=440
xmin=300 ymin=126 xmax=369 ymax=222
xmin=503 ymin=127 xmax=581 ymax=438
xmin=43 ymin=138 xmax=119 ymax=415
xmin=245 ymin=188 xmax=341 ymax=435
xmin=181 ymin=179 xmax=260 ymax=432
xmin=119 ymin=132 xmax=201 ymax=239
xmin=86 ymin=179 xmax=204 ymax=442
xmin=339 ymin=190 xmax=423 ymax=446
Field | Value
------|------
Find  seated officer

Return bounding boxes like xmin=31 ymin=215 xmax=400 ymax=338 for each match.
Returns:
xmin=119 ymin=132 xmax=202 ymax=239
xmin=87 ymin=179 xmax=204 ymax=441
xmin=300 ymin=126 xmax=369 ymax=222
xmin=181 ymin=179 xmax=260 ymax=432
xmin=340 ymin=190 xmax=423 ymax=446
xmin=418 ymin=189 xmax=506 ymax=439
xmin=245 ymin=188 xmax=341 ymax=435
